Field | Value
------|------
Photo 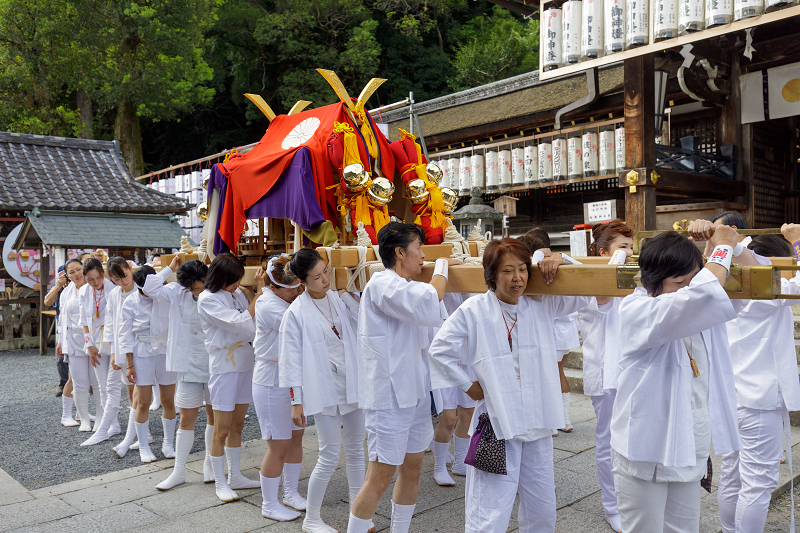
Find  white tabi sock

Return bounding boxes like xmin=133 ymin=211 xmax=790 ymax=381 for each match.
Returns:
xmin=390 ymin=501 xmax=416 ymax=533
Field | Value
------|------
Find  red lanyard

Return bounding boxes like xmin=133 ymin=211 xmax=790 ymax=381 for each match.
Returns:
xmin=316 ymin=296 xmax=340 ymax=339
xmin=93 ymin=287 xmax=103 ymax=318
xmin=501 ymin=308 xmax=517 ymax=351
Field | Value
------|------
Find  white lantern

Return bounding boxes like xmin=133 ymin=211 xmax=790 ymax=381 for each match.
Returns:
xmin=543 ymin=7 xmax=563 ymax=70
xmin=485 ymin=151 xmax=499 ymax=192
xmin=734 ymin=0 xmax=763 ymax=19
xmin=459 ymin=155 xmax=472 ymax=196
xmin=626 ymin=0 xmax=649 ymax=48
xmin=447 ymin=157 xmax=460 ymax=192
xmin=524 ymin=145 xmax=539 ymax=187
xmin=581 ymin=0 xmax=604 ymax=60
xmin=654 ymin=0 xmax=679 ymax=40
xmin=679 ymin=0 xmax=705 ymax=32
xmin=563 ymin=1 xmax=583 ymax=64
xmin=512 ymin=147 xmax=526 ymax=186
xmin=765 ymin=0 xmax=793 ymax=12
xmin=605 ymin=0 xmax=626 ymax=54
xmin=538 ymin=142 xmax=553 ymax=184
xmin=471 ymin=154 xmax=486 ymax=193
xmin=552 ymin=137 xmax=568 ymax=182
xmin=706 ymin=0 xmax=733 ymax=27
xmin=499 ymin=149 xmax=513 ymax=192
xmin=599 ymin=128 xmax=616 ymax=175
xmin=615 ymin=125 xmax=626 ymax=171
xmin=582 ymin=132 xmax=599 ymax=177
xmin=568 ymin=135 xmax=583 ymax=180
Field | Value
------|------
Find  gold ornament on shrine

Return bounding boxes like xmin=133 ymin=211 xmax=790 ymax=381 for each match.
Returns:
xmin=343 ymin=163 xmax=371 ymax=193
xmin=197 ymin=202 xmax=209 ymax=221
xmin=441 ymin=187 xmax=458 ymax=213
xmin=406 ymin=179 xmax=430 ymax=205
xmin=203 ymin=174 xmax=210 ymax=190
xmin=367 ymin=177 xmax=395 ymax=206
xmin=425 ymin=163 xmax=443 ymax=186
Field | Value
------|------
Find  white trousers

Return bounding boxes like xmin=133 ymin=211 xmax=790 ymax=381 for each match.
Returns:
xmin=591 ymin=390 xmax=619 ymax=518
xmin=69 ymin=355 xmax=98 ymax=393
xmin=104 ymin=365 xmax=123 ymax=410
xmin=718 ymin=405 xmax=784 ymax=533
xmin=307 ymin=409 xmax=366 ymax=507
xmin=465 ymin=436 xmax=556 ymax=533
xmin=92 ymin=352 xmax=111 ymax=411
xmin=614 ymin=468 xmax=701 ymax=532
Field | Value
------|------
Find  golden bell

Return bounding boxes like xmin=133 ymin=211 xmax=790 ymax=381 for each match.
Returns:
xmin=426 ymin=163 xmax=443 ymax=185
xmin=343 ymin=163 xmax=370 ymax=193
xmin=441 ymin=187 xmax=458 ymax=213
xmin=203 ymin=174 xmax=210 ymax=190
xmin=197 ymin=202 xmax=209 ymax=221
xmin=367 ymin=177 xmax=395 ymax=206
xmin=406 ymin=179 xmax=430 ymax=205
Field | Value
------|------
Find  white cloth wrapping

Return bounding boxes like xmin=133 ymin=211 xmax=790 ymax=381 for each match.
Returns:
xmin=553 ymin=312 xmax=581 ymax=352
xmin=253 ymin=289 xmax=289 ymax=387
xmin=118 ymin=291 xmax=169 ymax=359
xmin=429 ymin=290 xmax=592 ymax=440
xmin=58 ymin=283 xmax=85 ymax=357
xmin=102 ymin=286 xmax=137 ymax=366
xmin=611 ymin=268 xmax=741 ymax=468
xmin=197 ymin=289 xmax=256 ymax=375
xmin=279 ymin=290 xmax=360 ymax=417
xmin=725 ymin=270 xmax=800 ymax=411
xmin=579 ymin=298 xmax=622 ymax=396
xmin=142 ymin=266 xmax=210 ymax=382
xmin=77 ymin=278 xmax=115 ymax=351
xmin=356 ymin=269 xmax=443 ymax=410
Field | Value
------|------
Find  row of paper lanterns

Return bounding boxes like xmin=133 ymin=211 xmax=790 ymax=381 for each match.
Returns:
xmin=430 ymin=126 xmax=625 ymax=195
xmin=543 ymin=0 xmax=795 ymax=70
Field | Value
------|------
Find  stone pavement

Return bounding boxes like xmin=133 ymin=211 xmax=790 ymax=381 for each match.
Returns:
xmin=1 ymin=393 xmax=798 ymax=532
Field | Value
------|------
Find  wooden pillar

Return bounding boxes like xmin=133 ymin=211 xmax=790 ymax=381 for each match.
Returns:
xmin=722 ymin=54 xmax=753 ymax=225
xmin=39 ymin=245 xmax=49 ymax=355
xmin=622 ymin=55 xmax=657 ymax=235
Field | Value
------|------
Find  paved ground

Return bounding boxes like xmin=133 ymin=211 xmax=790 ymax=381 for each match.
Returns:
xmin=1 ymin=350 xmax=798 ymax=532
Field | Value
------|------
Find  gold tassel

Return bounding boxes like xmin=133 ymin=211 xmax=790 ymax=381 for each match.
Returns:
xmin=354 ymin=104 xmax=378 ymax=159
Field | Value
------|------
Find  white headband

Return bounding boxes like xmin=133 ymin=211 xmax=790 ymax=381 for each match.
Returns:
xmin=267 ymin=254 xmax=301 ymax=289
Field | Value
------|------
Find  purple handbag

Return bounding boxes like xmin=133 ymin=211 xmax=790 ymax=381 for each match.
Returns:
xmin=464 ymin=413 xmax=507 ymax=475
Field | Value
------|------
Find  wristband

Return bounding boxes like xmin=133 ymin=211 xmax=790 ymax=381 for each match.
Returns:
xmin=290 ymin=387 xmax=302 ymax=406
xmin=433 ymin=258 xmax=449 ymax=281
xmin=608 ymin=249 xmax=627 ymax=265
xmin=793 ymin=240 xmax=800 ymax=261
xmin=708 ymin=245 xmax=734 ymax=275
xmin=532 ymin=250 xmax=545 ymax=265
xmin=84 ymin=335 xmax=95 ymax=349
xmin=733 ymin=241 xmax=744 ymax=257
xmin=458 ymin=381 xmax=473 ymax=393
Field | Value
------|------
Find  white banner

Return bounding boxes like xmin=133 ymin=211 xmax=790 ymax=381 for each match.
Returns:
xmin=741 ymin=62 xmax=800 ymax=124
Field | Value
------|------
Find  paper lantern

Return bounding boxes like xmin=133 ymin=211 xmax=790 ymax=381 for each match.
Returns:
xmin=568 ymin=135 xmax=583 ymax=180
xmin=654 ymin=0 xmax=679 ymax=40
xmin=552 ymin=137 xmax=568 ymax=182
xmin=582 ymin=132 xmax=599 ymax=177
xmin=734 ymin=0 xmax=763 ymax=19
xmin=538 ymin=142 xmax=553 ymax=184
xmin=604 ymin=0 xmax=626 ymax=54
xmin=626 ymin=0 xmax=649 ymax=48
xmin=524 ymin=145 xmax=539 ymax=187
xmin=706 ymin=0 xmax=732 ymax=27
xmin=543 ymin=7 xmax=563 ymax=70
xmin=679 ymin=0 xmax=705 ymax=33
xmin=563 ymin=1 xmax=583 ymax=64
xmin=499 ymin=149 xmax=513 ymax=192
xmin=512 ymin=147 xmax=526 ymax=186
xmin=447 ymin=157 xmax=460 ymax=193
xmin=599 ymin=127 xmax=616 ymax=175
xmin=615 ymin=125 xmax=626 ymax=171
xmin=581 ymin=0 xmax=604 ymax=60
xmin=471 ymin=154 xmax=486 ymax=193
xmin=765 ymin=0 xmax=794 ymax=12
xmin=459 ymin=155 xmax=472 ymax=196
xmin=486 ymin=151 xmax=499 ymax=192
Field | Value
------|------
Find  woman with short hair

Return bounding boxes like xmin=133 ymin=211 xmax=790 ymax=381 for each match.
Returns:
xmin=429 ymin=238 xmax=591 ymax=532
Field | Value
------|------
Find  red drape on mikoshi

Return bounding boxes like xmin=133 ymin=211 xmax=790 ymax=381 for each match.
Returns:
xmin=217 ymin=103 xmax=349 ymax=253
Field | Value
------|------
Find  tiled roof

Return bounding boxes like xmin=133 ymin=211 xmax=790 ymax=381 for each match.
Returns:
xmin=0 ymin=132 xmax=189 ymax=213
xmin=15 ymin=210 xmax=193 ymax=249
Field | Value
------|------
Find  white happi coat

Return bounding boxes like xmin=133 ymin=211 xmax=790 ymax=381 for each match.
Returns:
xmin=726 ymin=270 xmax=800 ymax=411
xmin=197 ymin=289 xmax=255 ymax=375
xmin=78 ymin=279 xmax=115 ymax=354
xmin=553 ymin=312 xmax=581 ymax=352
xmin=118 ymin=290 xmax=169 ymax=358
xmin=143 ymin=266 xmax=210 ymax=382
xmin=611 ymin=268 xmax=741 ymax=468
xmin=102 ymin=286 xmax=137 ymax=366
xmin=357 ymin=268 xmax=443 ymax=410
xmin=58 ymin=282 xmax=85 ymax=357
xmin=279 ymin=290 xmax=359 ymax=416
xmin=579 ymin=298 xmax=622 ymax=395
xmin=252 ymin=289 xmax=289 ymax=387
xmin=429 ymin=290 xmax=593 ymax=440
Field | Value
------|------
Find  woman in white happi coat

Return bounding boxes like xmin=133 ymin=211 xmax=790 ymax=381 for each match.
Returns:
xmin=197 ymin=253 xmax=264 ymax=502
xmin=49 ymin=265 xmax=78 ymax=427
xmin=717 ymin=226 xmax=800 ymax=533
xmin=278 ymin=248 xmax=367 ymax=532
xmin=348 ymin=222 xmax=453 ymax=533
xmin=57 ymin=258 xmax=97 ymax=432
xmin=610 ymin=223 xmax=758 ymax=532
xmin=119 ymin=265 xmax=178 ymax=463
xmin=252 ymin=255 xmax=306 ymax=522
xmin=429 ymin=238 xmax=592 ymax=533
xmin=144 ymin=256 xmax=217 ymax=490
xmin=78 ymin=258 xmax=117 ymax=437
xmin=574 ymin=219 xmax=634 ymax=533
